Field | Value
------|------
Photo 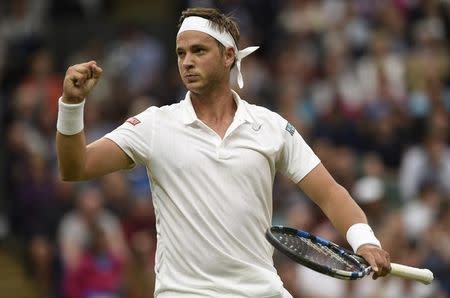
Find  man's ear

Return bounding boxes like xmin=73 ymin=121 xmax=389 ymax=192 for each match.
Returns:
xmin=224 ymin=47 xmax=236 ymax=69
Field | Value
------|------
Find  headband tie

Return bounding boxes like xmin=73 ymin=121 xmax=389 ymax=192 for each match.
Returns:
xmin=178 ymin=16 xmax=259 ymax=88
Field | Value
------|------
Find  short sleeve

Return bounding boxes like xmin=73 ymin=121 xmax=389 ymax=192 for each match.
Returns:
xmin=276 ymin=117 xmax=320 ymax=184
xmin=103 ymin=108 xmax=155 ymax=167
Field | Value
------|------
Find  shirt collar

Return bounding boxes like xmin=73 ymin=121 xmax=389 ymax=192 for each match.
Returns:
xmin=181 ymin=90 xmax=255 ymax=125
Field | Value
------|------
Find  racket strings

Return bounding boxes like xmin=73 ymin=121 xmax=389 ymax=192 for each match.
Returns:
xmin=317 ymin=243 xmax=356 ymax=269
xmin=278 ymin=233 xmax=359 ymax=271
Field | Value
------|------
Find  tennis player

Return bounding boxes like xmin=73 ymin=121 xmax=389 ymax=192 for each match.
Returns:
xmin=56 ymin=7 xmax=391 ymax=298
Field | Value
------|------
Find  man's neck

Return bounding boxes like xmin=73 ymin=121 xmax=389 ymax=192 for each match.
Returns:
xmin=190 ymin=85 xmax=237 ymax=138
xmin=190 ymin=86 xmax=236 ymax=124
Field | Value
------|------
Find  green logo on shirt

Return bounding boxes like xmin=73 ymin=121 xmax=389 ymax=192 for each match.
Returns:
xmin=285 ymin=122 xmax=295 ymax=136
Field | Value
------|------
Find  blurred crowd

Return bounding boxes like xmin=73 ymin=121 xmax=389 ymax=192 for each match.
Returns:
xmin=1 ymin=0 xmax=449 ymax=297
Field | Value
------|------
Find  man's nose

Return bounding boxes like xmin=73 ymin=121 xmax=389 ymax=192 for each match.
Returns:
xmin=182 ymin=53 xmax=194 ymax=68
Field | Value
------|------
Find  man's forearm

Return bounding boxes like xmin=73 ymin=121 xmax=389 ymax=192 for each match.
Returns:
xmin=56 ymin=132 xmax=87 ymax=181
xmin=320 ymin=183 xmax=368 ymax=237
xmin=298 ymin=164 xmax=369 ymax=237
xmin=321 ymin=183 xmax=381 ymax=251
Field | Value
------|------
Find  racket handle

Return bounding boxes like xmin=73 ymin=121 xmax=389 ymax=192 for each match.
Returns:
xmin=390 ymin=263 xmax=434 ymax=285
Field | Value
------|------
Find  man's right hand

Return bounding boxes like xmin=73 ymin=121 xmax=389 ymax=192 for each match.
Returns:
xmin=62 ymin=61 xmax=103 ymax=104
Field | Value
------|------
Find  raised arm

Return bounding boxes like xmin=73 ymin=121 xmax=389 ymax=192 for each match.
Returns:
xmin=297 ymin=163 xmax=390 ymax=278
xmin=56 ymin=61 xmax=133 ymax=181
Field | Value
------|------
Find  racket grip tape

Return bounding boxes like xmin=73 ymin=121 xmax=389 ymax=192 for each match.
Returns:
xmin=390 ymin=263 xmax=434 ymax=285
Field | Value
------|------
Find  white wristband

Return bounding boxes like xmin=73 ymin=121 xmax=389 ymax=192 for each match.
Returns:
xmin=346 ymin=223 xmax=381 ymax=253
xmin=57 ymin=97 xmax=85 ymax=135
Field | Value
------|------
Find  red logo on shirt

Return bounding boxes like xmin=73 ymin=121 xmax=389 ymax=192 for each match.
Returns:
xmin=126 ymin=117 xmax=141 ymax=126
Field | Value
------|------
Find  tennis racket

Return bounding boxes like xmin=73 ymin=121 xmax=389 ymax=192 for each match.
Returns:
xmin=266 ymin=226 xmax=434 ymax=285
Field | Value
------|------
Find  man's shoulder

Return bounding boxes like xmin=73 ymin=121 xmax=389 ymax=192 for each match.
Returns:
xmin=158 ymin=101 xmax=184 ymax=113
xmin=241 ymin=99 xmax=284 ymax=123
xmin=108 ymin=100 xmax=186 ymax=140
xmin=240 ymin=99 xmax=291 ymax=137
xmin=242 ymin=99 xmax=271 ymax=114
xmin=140 ymin=100 xmax=182 ymax=113
xmin=129 ymin=101 xmax=183 ymax=122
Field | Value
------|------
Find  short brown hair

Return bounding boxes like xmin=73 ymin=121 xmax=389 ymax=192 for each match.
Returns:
xmin=178 ymin=7 xmax=240 ymax=47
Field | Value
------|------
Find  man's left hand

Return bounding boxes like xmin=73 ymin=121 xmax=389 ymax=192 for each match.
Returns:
xmin=357 ymin=244 xmax=391 ymax=279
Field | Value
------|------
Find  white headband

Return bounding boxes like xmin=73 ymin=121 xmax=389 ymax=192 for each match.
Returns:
xmin=177 ymin=16 xmax=259 ymax=88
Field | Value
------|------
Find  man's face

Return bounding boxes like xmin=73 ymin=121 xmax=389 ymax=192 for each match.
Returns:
xmin=176 ymin=31 xmax=231 ymax=93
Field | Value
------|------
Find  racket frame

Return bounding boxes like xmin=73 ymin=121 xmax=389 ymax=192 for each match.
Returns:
xmin=266 ymin=226 xmax=371 ymax=280
xmin=267 ymin=226 xmax=434 ymax=284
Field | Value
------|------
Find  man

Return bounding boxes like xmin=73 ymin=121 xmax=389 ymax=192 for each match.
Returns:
xmin=56 ymin=7 xmax=390 ymax=298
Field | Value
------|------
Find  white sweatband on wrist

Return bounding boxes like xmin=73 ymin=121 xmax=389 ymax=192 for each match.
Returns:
xmin=57 ymin=97 xmax=85 ymax=135
xmin=346 ymin=223 xmax=381 ymax=253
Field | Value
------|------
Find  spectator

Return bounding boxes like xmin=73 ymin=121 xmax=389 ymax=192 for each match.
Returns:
xmin=401 ymin=181 xmax=441 ymax=241
xmin=425 ymin=201 xmax=450 ymax=296
xmin=399 ymin=117 xmax=450 ymax=201
xmin=58 ymin=186 xmax=127 ymax=269
xmin=63 ymin=222 xmax=125 ymax=298
xmin=123 ymin=227 xmax=156 ymax=298
xmin=352 ymin=175 xmax=386 ymax=228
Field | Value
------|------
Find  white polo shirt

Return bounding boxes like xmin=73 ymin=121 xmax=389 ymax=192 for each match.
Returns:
xmin=104 ymin=90 xmax=320 ymax=298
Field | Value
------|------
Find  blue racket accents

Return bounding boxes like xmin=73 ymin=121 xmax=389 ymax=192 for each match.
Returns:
xmin=351 ymin=272 xmax=362 ymax=278
xmin=296 ymin=229 xmax=330 ymax=246
xmin=313 ymin=235 xmax=330 ymax=246
xmin=296 ymin=230 xmax=310 ymax=238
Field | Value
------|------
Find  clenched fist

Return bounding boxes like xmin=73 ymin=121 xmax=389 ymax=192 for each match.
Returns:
xmin=62 ymin=61 xmax=103 ymax=104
